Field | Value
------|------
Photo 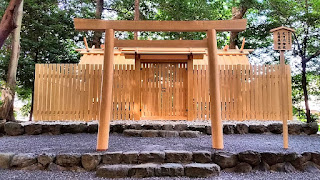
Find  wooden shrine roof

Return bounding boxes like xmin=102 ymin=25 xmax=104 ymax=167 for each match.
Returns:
xmin=76 ymin=48 xmax=253 ymax=66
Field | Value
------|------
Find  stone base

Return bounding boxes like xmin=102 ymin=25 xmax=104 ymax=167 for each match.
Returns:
xmin=1 ymin=121 xmax=316 ymax=137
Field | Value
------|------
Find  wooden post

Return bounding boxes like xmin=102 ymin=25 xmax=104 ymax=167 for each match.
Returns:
xmin=187 ymin=54 xmax=194 ymax=121
xmin=134 ymin=53 xmax=141 ymax=120
xmin=96 ymin=29 xmax=114 ymax=151
xmin=280 ymin=50 xmax=288 ymax=149
xmin=207 ymin=29 xmax=224 ymax=149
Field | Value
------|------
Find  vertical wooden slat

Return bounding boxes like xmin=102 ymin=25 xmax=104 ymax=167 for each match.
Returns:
xmin=187 ymin=57 xmax=194 ymax=120
xmin=33 ymin=64 xmax=40 ymax=121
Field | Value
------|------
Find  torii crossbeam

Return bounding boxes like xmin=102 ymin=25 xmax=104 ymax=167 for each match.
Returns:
xmin=74 ymin=18 xmax=247 ymax=151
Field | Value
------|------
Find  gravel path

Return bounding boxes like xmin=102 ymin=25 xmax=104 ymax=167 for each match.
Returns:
xmin=0 ymin=133 xmax=319 ymax=154
xmin=1 ymin=170 xmax=320 ymax=180
xmin=23 ymin=119 xmax=303 ymax=126
xmin=109 ymin=120 xmax=303 ymax=126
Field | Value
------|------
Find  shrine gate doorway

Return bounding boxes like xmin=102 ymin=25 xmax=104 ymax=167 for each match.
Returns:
xmin=140 ymin=62 xmax=188 ymax=120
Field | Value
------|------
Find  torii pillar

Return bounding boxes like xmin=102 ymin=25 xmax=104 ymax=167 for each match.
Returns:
xmin=96 ymin=29 xmax=114 ymax=151
xmin=207 ymin=29 xmax=224 ymax=149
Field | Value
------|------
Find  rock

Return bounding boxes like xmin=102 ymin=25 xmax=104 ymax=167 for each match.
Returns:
xmin=159 ymin=130 xmax=179 ymax=137
xmin=20 ymin=163 xmax=44 ymax=171
xmin=253 ymin=161 xmax=270 ymax=172
xmin=155 ymin=163 xmax=184 ymax=177
xmin=81 ymin=153 xmax=101 ymax=171
xmin=128 ymin=163 xmax=158 ymax=178
xmin=139 ymin=151 xmax=165 ymax=163
xmin=102 ymin=151 xmax=123 ymax=164
xmin=165 ymin=150 xmax=193 ymax=163
xmin=302 ymin=152 xmax=312 ymax=162
xmin=10 ymin=154 xmax=37 ymax=168
xmin=48 ymin=163 xmax=67 ymax=171
xmin=193 ymin=151 xmax=212 ymax=163
xmin=188 ymin=125 xmax=206 ymax=133
xmin=162 ymin=124 xmax=174 ymax=130
xmin=261 ymin=152 xmax=284 ymax=166
xmin=284 ymin=152 xmax=298 ymax=162
xmin=179 ymin=131 xmax=200 ymax=138
xmin=142 ymin=124 xmax=162 ymax=130
xmin=249 ymin=125 xmax=268 ymax=133
xmin=302 ymin=161 xmax=320 ymax=173
xmin=223 ymin=124 xmax=235 ymax=134
xmin=291 ymin=155 xmax=306 ymax=170
xmin=87 ymin=124 xmax=98 ymax=133
xmin=224 ymin=162 xmax=252 ymax=173
xmin=184 ymin=163 xmax=220 ymax=177
xmin=4 ymin=122 xmax=24 ymax=136
xmin=302 ymin=122 xmax=318 ymax=135
xmin=25 ymin=124 xmax=42 ymax=135
xmin=311 ymin=152 xmax=320 ymax=166
xmin=174 ymin=124 xmax=188 ymax=131
xmin=0 ymin=153 xmax=15 ymax=169
xmin=141 ymin=130 xmax=159 ymax=137
xmin=213 ymin=152 xmax=238 ymax=169
xmin=68 ymin=166 xmax=86 ymax=172
xmin=111 ymin=124 xmax=124 ymax=133
xmin=235 ymin=124 xmax=249 ymax=134
xmin=96 ymin=165 xmax=130 ymax=178
xmin=122 ymin=151 xmax=139 ymax=164
xmin=61 ymin=123 xmax=87 ymax=134
xmin=0 ymin=122 xmax=5 ymax=135
xmin=238 ymin=151 xmax=261 ymax=166
xmin=123 ymin=129 xmax=142 ymax=137
xmin=127 ymin=124 xmax=142 ymax=130
xmin=267 ymin=123 xmax=283 ymax=134
xmin=205 ymin=126 xmax=212 ymax=135
xmin=55 ymin=154 xmax=81 ymax=167
xmin=270 ymin=162 xmax=296 ymax=172
xmin=42 ymin=124 xmax=61 ymax=135
xmin=288 ymin=124 xmax=302 ymax=135
xmin=37 ymin=154 xmax=55 ymax=167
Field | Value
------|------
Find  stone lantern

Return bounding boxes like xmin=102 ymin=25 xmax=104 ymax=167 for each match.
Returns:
xmin=270 ymin=26 xmax=295 ymax=51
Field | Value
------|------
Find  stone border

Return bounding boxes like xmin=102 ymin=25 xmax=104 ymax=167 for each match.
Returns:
xmin=0 ymin=150 xmax=320 ymax=178
xmin=0 ymin=121 xmax=318 ymax=137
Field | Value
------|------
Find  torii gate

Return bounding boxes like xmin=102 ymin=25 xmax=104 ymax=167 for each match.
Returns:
xmin=74 ymin=18 xmax=247 ymax=151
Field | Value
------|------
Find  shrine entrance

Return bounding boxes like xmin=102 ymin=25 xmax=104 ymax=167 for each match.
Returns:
xmin=140 ymin=62 xmax=188 ymax=120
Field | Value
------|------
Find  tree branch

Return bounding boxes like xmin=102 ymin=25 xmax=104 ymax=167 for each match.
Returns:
xmin=306 ymin=50 xmax=320 ymax=62
xmin=293 ymin=32 xmax=304 ymax=58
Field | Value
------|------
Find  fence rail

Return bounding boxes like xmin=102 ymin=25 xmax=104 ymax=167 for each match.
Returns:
xmin=33 ymin=63 xmax=292 ymax=121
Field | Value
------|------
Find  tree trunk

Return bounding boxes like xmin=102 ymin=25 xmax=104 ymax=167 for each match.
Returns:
xmin=0 ymin=0 xmax=22 ymax=48
xmin=92 ymin=0 xmax=103 ymax=48
xmin=29 ymin=90 xmax=34 ymax=121
xmin=0 ymin=0 xmax=23 ymax=121
xmin=134 ymin=0 xmax=140 ymax=40
xmin=301 ymin=60 xmax=312 ymax=123
xmin=229 ymin=7 xmax=247 ymax=49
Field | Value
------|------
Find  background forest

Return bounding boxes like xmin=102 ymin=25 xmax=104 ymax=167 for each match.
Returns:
xmin=0 ymin=0 xmax=319 ymax=122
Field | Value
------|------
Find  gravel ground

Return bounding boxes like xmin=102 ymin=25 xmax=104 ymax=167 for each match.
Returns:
xmin=100 ymin=119 xmax=303 ymax=126
xmin=0 ymin=133 xmax=319 ymax=154
xmin=1 ymin=170 xmax=320 ymax=180
xmin=21 ymin=119 xmax=303 ymax=126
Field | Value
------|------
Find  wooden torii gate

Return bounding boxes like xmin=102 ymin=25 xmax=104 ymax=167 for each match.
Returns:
xmin=74 ymin=18 xmax=247 ymax=151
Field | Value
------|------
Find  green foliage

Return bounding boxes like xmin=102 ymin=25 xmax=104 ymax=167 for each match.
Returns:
xmin=0 ymin=0 xmax=95 ymax=100
xmin=109 ymin=0 xmax=233 ymax=46
xmin=293 ymin=106 xmax=319 ymax=123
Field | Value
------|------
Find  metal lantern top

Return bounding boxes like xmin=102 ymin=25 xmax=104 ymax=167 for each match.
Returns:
xmin=270 ymin=26 xmax=295 ymax=51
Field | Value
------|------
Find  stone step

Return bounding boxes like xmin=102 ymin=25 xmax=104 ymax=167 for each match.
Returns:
xmin=96 ymin=163 xmax=220 ymax=178
xmin=123 ymin=129 xmax=201 ymax=138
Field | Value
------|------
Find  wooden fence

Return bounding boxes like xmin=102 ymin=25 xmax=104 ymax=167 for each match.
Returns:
xmin=33 ymin=63 xmax=292 ymax=121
